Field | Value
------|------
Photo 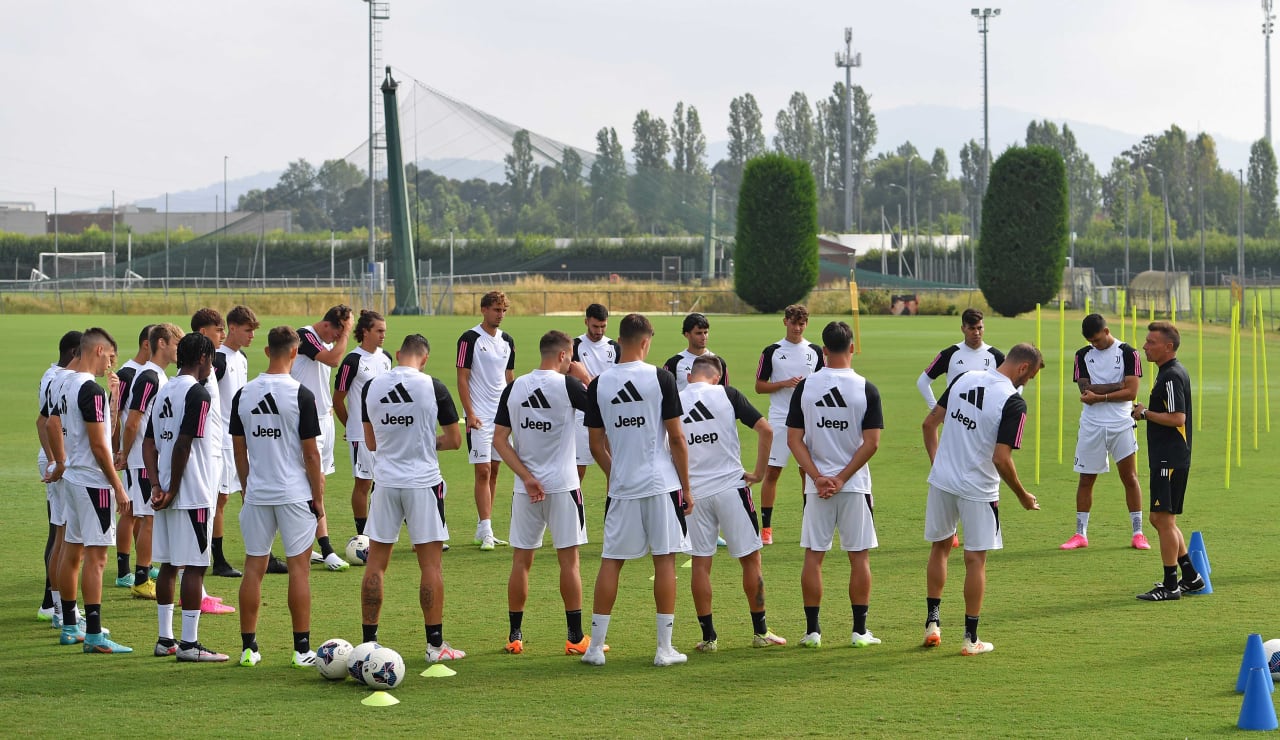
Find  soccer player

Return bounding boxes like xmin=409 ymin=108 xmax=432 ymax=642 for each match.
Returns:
xmin=359 ymin=334 xmax=465 ymax=662
xmin=456 ymin=291 xmax=515 ymax=550
xmin=492 ymin=331 xmax=594 ymax=655
xmin=572 ymin=303 xmax=619 ymax=482
xmin=662 ymin=312 xmax=728 ymax=392
xmin=755 ymin=304 xmax=824 ymax=545
xmin=915 ymin=308 xmax=1005 ymax=409
xmin=788 ymin=321 xmax=882 ymax=649
xmin=112 ymin=324 xmax=153 ymax=589
xmin=117 ymin=322 xmax=183 ymax=600
xmin=1132 ymin=322 xmax=1204 ymax=601
xmin=680 ymin=356 xmax=785 ymax=652
xmin=581 ymin=313 xmax=693 ymax=667
xmin=231 ymin=326 xmax=325 ymax=668
xmin=36 ymin=330 xmax=82 ymax=625
xmin=47 ymin=327 xmax=133 ymax=653
xmin=212 ymin=305 xmax=259 ymax=577
xmin=292 ymin=304 xmax=354 ymax=570
xmin=142 ymin=332 xmax=229 ymax=661
xmin=1062 ymin=314 xmax=1148 ymax=551
xmin=333 ymin=309 xmax=391 ymax=538
xmin=922 ymin=343 xmax=1042 ymax=655
xmin=187 ymin=308 xmax=236 ymax=613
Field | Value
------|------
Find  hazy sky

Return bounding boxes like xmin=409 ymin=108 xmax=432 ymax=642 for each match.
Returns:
xmin=1 ymin=0 xmax=1271 ymax=212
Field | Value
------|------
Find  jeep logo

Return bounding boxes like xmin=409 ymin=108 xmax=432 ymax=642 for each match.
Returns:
xmin=687 ymin=432 xmax=719 ymax=445
xmin=252 ymin=426 xmax=282 ymax=438
xmin=949 ymin=408 xmax=977 ymax=431
xmin=380 ymin=413 xmax=414 ymax=426
xmin=816 ymin=417 xmax=848 ymax=430
xmin=520 ymin=418 xmax=552 ymax=432
xmin=614 ymin=416 xmax=646 ymax=428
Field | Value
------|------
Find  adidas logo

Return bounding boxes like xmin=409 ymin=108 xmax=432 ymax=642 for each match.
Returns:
xmin=379 ymin=383 xmax=414 ymax=404
xmin=960 ymin=386 xmax=986 ymax=410
xmin=957 ymin=359 xmax=965 ymax=365
xmin=683 ymin=400 xmax=715 ymax=424
xmin=521 ymin=388 xmax=551 ymax=409
xmin=158 ymin=398 xmax=174 ymax=419
xmin=814 ymin=387 xmax=847 ymax=408
xmin=250 ymin=393 xmax=280 ymax=415
xmin=610 ymin=380 xmax=643 ymax=405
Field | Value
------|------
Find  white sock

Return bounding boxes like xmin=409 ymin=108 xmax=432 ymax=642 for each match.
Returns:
xmin=1076 ymin=512 xmax=1090 ymax=537
xmin=589 ymin=613 xmax=611 ymax=651
xmin=1130 ymin=511 xmax=1144 ymax=535
xmin=657 ymin=613 xmax=674 ymax=651
xmin=157 ymin=603 xmax=175 ymax=640
xmin=478 ymin=519 xmax=493 ymax=538
xmin=51 ymin=590 xmax=62 ymax=619
xmin=180 ymin=609 xmax=200 ymax=644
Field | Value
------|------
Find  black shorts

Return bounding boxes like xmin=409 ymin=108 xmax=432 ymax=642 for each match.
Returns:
xmin=1149 ymin=468 xmax=1188 ymax=515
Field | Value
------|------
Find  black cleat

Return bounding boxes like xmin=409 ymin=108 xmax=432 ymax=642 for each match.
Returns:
xmin=1178 ymin=575 xmax=1206 ymax=594
xmin=212 ymin=561 xmax=243 ymax=578
xmin=266 ymin=555 xmax=289 ymax=574
xmin=1136 ymin=583 xmax=1181 ymax=601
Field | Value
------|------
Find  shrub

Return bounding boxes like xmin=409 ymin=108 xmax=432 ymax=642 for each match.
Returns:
xmin=734 ymin=154 xmax=819 ymax=313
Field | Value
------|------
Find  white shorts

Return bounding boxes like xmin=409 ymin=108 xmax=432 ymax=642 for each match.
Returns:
xmin=153 ymin=506 xmax=213 ymax=567
xmin=574 ymin=420 xmax=594 ymax=467
xmin=349 ymin=441 xmax=374 ymax=480
xmin=923 ymin=485 xmax=1004 ymax=551
xmin=767 ymin=414 xmax=792 ymax=467
xmin=43 ymin=462 xmax=69 ymax=527
xmin=219 ymin=453 xmax=239 ymax=494
xmin=318 ymin=415 xmax=336 ymax=475
xmin=601 ymin=492 xmax=690 ymax=560
xmin=689 ymin=486 xmax=762 ymax=558
xmin=466 ymin=420 xmax=494 ymax=464
xmin=1073 ymin=423 xmax=1139 ymax=474
xmin=64 ymin=484 xmax=117 ymax=547
xmin=509 ymin=489 xmax=588 ymax=550
xmin=239 ymin=501 xmax=317 ymax=558
xmin=800 ymin=490 xmax=879 ymax=552
xmin=366 ymin=483 xmax=449 ymax=545
xmin=126 ymin=467 xmax=155 ymax=517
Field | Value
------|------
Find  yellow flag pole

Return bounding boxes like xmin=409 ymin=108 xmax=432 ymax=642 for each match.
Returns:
xmin=1236 ymin=300 xmax=1244 ymax=466
xmin=1036 ymin=303 xmax=1042 ymax=484
xmin=848 ymin=273 xmax=861 ymax=355
xmin=1058 ymin=299 xmax=1066 ymax=464
xmin=1196 ymin=295 xmax=1203 ymax=432
xmin=1260 ymin=291 xmax=1271 ymax=433
xmin=1226 ymin=302 xmax=1237 ymax=488
xmin=1253 ymin=292 xmax=1260 ymax=450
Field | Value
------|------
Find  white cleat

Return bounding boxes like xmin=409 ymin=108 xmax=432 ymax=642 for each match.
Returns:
xmin=580 ymin=647 xmax=607 ymax=666
xmin=323 ymin=552 xmax=350 ymax=571
xmin=653 ymin=647 xmax=688 ymax=666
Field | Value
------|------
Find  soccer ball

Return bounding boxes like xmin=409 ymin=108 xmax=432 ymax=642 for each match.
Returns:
xmin=315 ymin=638 xmax=353 ymax=680
xmin=360 ymin=646 xmax=407 ymax=691
xmin=1264 ymin=638 xmax=1280 ymax=680
xmin=346 ymin=641 xmax=382 ymax=684
xmin=346 ymin=535 xmax=370 ymax=566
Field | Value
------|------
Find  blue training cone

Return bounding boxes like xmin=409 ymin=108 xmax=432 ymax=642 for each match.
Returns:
xmin=1188 ymin=550 xmax=1213 ymax=595
xmin=1188 ymin=531 xmax=1210 ymax=574
xmin=1238 ymin=634 xmax=1273 ymax=693
xmin=1238 ymin=667 xmax=1279 ymax=731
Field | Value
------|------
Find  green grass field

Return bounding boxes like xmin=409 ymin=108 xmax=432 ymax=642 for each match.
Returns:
xmin=3 ymin=310 xmax=1277 ymax=737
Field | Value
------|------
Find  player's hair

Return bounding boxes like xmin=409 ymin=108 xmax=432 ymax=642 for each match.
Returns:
xmin=1081 ymin=313 xmax=1107 ymax=338
xmin=585 ymin=303 xmax=609 ymax=321
xmin=137 ymin=324 xmax=155 ymax=347
xmin=266 ymin=326 xmax=300 ymax=358
xmin=690 ymin=354 xmax=722 ymax=380
xmin=1148 ymin=321 xmax=1181 ymax=351
xmin=821 ymin=321 xmax=854 ymax=353
xmin=784 ymin=304 xmax=809 ymax=323
xmin=81 ymin=327 xmax=118 ymax=354
xmin=400 ymin=333 xmax=430 ymax=356
xmin=618 ymin=313 xmax=654 ymax=343
xmin=539 ymin=330 xmax=572 ymax=358
xmin=322 ymin=304 xmax=353 ymax=327
xmin=961 ymin=308 xmax=984 ymax=326
xmin=176 ymin=332 xmax=215 ymax=369
xmin=226 ymin=305 xmax=260 ymax=330
xmin=1005 ymin=342 xmax=1045 ymax=369
xmin=681 ymin=312 xmax=710 ymax=334
xmin=58 ymin=330 xmax=83 ymax=366
xmin=191 ymin=307 xmax=223 ymax=333
xmin=148 ymin=323 xmax=184 ymax=355
xmin=354 ymin=309 xmax=385 ymax=342
xmin=481 ymin=291 xmax=508 ymax=309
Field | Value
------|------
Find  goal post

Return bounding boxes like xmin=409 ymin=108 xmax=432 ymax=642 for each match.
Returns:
xmin=37 ymin=252 xmax=113 ymax=283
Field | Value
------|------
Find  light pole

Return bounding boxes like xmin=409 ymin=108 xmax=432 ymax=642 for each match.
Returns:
xmin=971 ymin=7 xmax=1001 ymax=236
xmin=223 ymin=155 xmax=228 ymax=284
xmin=835 ymin=27 xmax=862 ymax=233
xmin=889 ymin=183 xmax=908 ymax=277
xmin=1145 ymin=163 xmax=1173 ymax=273
xmin=1266 ymin=0 xmax=1275 ymax=145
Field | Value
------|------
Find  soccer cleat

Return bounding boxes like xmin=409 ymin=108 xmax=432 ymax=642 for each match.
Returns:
xmin=1179 ymin=574 xmax=1207 ymax=594
xmin=83 ymin=634 xmax=133 ymax=654
xmin=149 ymin=565 xmax=159 ymax=580
xmin=851 ymin=630 xmax=882 ymax=648
xmin=154 ymin=640 xmax=178 ymax=657
xmin=37 ymin=606 xmax=55 ymax=622
xmin=716 ymin=536 xmax=727 ymax=547
xmin=131 ymin=579 xmax=157 ymax=600
xmin=200 ymin=596 xmax=236 ymax=615
xmin=59 ymin=624 xmax=86 ymax=645
xmin=1059 ymin=534 xmax=1089 ymax=550
xmin=580 ymin=647 xmax=606 ymax=666
xmin=323 ymin=552 xmax=350 ymax=571
xmin=653 ymin=647 xmax=688 ymax=666
xmin=961 ymin=638 xmax=995 ymax=655
xmin=177 ymin=643 xmax=229 ymax=662
xmin=266 ymin=555 xmax=289 ymax=574
xmin=952 ymin=534 xmax=961 ymax=548
xmin=426 ymin=642 xmax=466 ymax=662
xmin=115 ymin=573 xmax=136 ymax=588
xmin=1136 ymin=583 xmax=1181 ymax=601
xmin=565 ymin=636 xmax=608 ymax=655
xmin=753 ymin=631 xmax=787 ymax=648
xmin=310 ymin=550 xmax=324 ymax=564
xmin=695 ymin=639 xmax=718 ymax=653
xmin=504 ymin=639 xmax=523 ymax=655
xmin=760 ymin=527 xmax=773 ymax=546
xmin=923 ymin=622 xmax=942 ymax=648
xmin=239 ymin=648 xmax=262 ymax=667
xmin=291 ymin=650 xmax=318 ymax=668
xmin=800 ymin=632 xmax=822 ymax=649
xmin=211 ymin=562 xmax=242 ymax=578
xmin=479 ymin=534 xmax=496 ymax=551
xmin=1131 ymin=533 xmax=1151 ymax=550
xmin=442 ymin=543 xmax=450 ymax=552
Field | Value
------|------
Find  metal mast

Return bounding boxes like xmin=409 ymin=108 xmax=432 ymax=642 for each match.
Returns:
xmin=366 ymin=0 xmax=390 ymax=287
xmin=971 ymin=8 xmax=1000 ymax=235
xmin=835 ymin=27 xmax=862 ymax=233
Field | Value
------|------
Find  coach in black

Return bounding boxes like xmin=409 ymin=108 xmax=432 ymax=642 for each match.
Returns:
xmin=1131 ymin=321 xmax=1204 ymax=602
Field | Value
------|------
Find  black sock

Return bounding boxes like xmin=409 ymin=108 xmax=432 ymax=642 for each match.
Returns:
xmin=804 ymin=605 xmax=820 ymax=635
xmin=509 ymin=611 xmax=524 ymax=641
xmin=750 ymin=610 xmax=768 ymax=635
xmin=926 ymin=597 xmax=941 ymax=626
xmin=697 ymin=613 xmax=717 ymax=642
xmin=566 ymin=610 xmax=584 ymax=643
xmin=318 ymin=536 xmax=334 ymax=558
xmin=135 ymin=565 xmax=149 ymax=584
xmin=761 ymin=507 xmax=773 ymax=528
xmin=852 ymin=604 xmax=868 ymax=635
xmin=362 ymin=623 xmax=378 ymax=643
xmin=118 ymin=553 xmax=131 ymax=579
xmin=212 ymin=537 xmax=225 ymax=565
xmin=42 ymin=523 xmax=55 ymax=608
xmin=964 ymin=615 xmax=980 ymax=643
xmin=242 ymin=632 xmax=257 ymax=652
xmin=1163 ymin=565 xmax=1179 ymax=590
xmin=355 ymin=518 xmax=367 ymax=536
xmin=179 ymin=639 xmax=196 ymax=649
xmin=61 ymin=599 xmax=77 ymax=625
xmin=159 ymin=637 xmax=177 ymax=647
xmin=85 ymin=604 xmax=101 ymax=635
xmin=426 ymin=624 xmax=443 ymax=648
xmin=42 ymin=583 xmax=54 ymax=610
xmin=293 ymin=632 xmax=310 ymax=654
xmin=1177 ymin=554 xmax=1198 ymax=581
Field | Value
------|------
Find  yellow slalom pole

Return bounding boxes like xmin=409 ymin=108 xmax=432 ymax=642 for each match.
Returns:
xmin=848 ymin=274 xmax=862 ymax=355
xmin=1058 ymin=299 xmax=1066 ymax=464
xmin=1253 ymin=293 xmax=1260 ymax=450
xmin=1260 ymin=291 xmax=1272 ymax=432
xmin=1196 ymin=296 xmax=1203 ymax=431
xmin=1084 ymin=295 xmax=1091 ymax=316
xmin=1036 ymin=303 xmax=1042 ymax=484
xmin=1226 ymin=303 xmax=1237 ymax=488
xmin=1236 ymin=302 xmax=1243 ymax=466
xmin=1171 ymin=292 xmax=1177 ymax=323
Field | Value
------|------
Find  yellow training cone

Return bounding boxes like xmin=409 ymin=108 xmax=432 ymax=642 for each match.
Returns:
xmin=420 ymin=664 xmax=457 ymax=678
xmin=362 ymin=692 xmax=400 ymax=706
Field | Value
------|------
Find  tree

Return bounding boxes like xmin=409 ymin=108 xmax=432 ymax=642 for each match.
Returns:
xmin=1026 ymin=120 xmax=1099 ymax=237
xmin=589 ymin=126 xmax=632 ymax=234
xmin=977 ymin=146 xmax=1069 ymax=316
xmin=849 ymin=85 xmax=877 ymax=231
xmin=631 ymin=110 xmax=671 ymax=234
xmin=774 ymin=92 xmax=816 ymax=164
xmin=670 ymin=102 xmax=710 ymax=233
xmin=734 ymin=154 xmax=819 ymax=313
xmin=504 ymin=129 xmax=538 ymax=218
xmin=1248 ymin=138 xmax=1278 ymax=237
xmin=727 ymin=93 xmax=766 ymax=167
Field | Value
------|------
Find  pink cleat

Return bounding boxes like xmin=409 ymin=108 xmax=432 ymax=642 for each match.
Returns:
xmin=1131 ymin=533 xmax=1151 ymax=550
xmin=1059 ymin=534 xmax=1089 ymax=550
xmin=200 ymin=596 xmax=236 ymax=615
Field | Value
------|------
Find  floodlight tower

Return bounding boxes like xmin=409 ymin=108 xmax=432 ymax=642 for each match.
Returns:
xmin=971 ymin=7 xmax=1000 ymax=235
xmin=834 ymin=27 xmax=862 ymax=233
xmin=1265 ymin=0 xmax=1275 ymax=145
xmin=365 ymin=0 xmax=390 ymax=281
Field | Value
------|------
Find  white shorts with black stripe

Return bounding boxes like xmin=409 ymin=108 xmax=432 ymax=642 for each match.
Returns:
xmin=64 ymin=484 xmax=116 ymax=547
xmin=367 ymin=483 xmax=449 ymax=546
xmin=601 ymin=491 xmax=690 ymax=560
xmin=689 ymin=485 xmax=761 ymax=558
xmin=466 ymin=421 xmax=494 ymax=464
xmin=126 ymin=467 xmax=155 ymax=517
xmin=923 ymin=485 xmax=1003 ymax=552
xmin=800 ymin=490 xmax=878 ymax=552
xmin=153 ymin=506 xmax=213 ymax=567
xmin=767 ymin=413 xmax=792 ymax=467
xmin=509 ymin=488 xmax=588 ymax=550
xmin=349 ymin=441 xmax=374 ymax=480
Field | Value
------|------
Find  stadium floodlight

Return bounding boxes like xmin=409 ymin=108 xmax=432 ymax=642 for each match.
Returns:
xmin=1265 ymin=0 xmax=1275 ymax=144
xmin=971 ymin=7 xmax=1001 ymax=236
xmin=834 ymin=27 xmax=863 ymax=232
